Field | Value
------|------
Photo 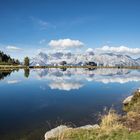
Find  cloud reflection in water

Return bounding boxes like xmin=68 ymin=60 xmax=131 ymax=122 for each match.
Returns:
xmin=33 ymin=68 xmax=140 ymax=91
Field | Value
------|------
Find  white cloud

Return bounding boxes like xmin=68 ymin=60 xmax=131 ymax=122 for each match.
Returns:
xmin=48 ymin=39 xmax=84 ymax=50
xmin=6 ymin=45 xmax=22 ymax=51
xmin=7 ymin=80 xmax=21 ymax=84
xmin=30 ymin=17 xmax=56 ymax=30
xmin=86 ymin=48 xmax=94 ymax=55
xmin=39 ymin=39 xmax=46 ymax=44
xmin=95 ymin=46 xmax=140 ymax=55
xmin=38 ymin=20 xmax=56 ymax=30
xmin=39 ymin=20 xmax=49 ymax=27
xmin=86 ymin=48 xmax=94 ymax=52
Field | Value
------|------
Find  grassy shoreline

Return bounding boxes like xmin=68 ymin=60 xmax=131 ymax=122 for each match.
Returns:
xmin=45 ymin=90 xmax=140 ymax=140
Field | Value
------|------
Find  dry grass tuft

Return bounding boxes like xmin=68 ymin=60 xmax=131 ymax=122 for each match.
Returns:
xmin=99 ymin=109 xmax=124 ymax=133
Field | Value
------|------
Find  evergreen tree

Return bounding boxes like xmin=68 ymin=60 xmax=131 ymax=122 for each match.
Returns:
xmin=0 ymin=50 xmax=20 ymax=65
xmin=24 ymin=57 xmax=30 ymax=66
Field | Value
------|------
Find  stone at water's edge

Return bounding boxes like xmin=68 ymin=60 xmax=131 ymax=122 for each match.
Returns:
xmin=78 ymin=124 xmax=100 ymax=130
xmin=44 ymin=124 xmax=100 ymax=140
xmin=123 ymin=95 xmax=133 ymax=105
xmin=44 ymin=125 xmax=70 ymax=140
xmin=137 ymin=88 xmax=140 ymax=93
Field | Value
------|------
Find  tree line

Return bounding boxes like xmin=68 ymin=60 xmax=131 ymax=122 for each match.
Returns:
xmin=0 ymin=50 xmax=31 ymax=66
xmin=0 ymin=51 xmax=20 ymax=65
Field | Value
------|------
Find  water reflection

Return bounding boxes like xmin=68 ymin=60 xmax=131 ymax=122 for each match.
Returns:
xmin=33 ymin=68 xmax=140 ymax=90
xmin=0 ymin=68 xmax=30 ymax=81
xmin=0 ymin=68 xmax=140 ymax=140
xmin=24 ymin=68 xmax=30 ymax=78
xmin=1 ymin=68 xmax=140 ymax=90
xmin=7 ymin=80 xmax=21 ymax=84
xmin=49 ymin=81 xmax=84 ymax=91
xmin=0 ymin=70 xmax=13 ymax=80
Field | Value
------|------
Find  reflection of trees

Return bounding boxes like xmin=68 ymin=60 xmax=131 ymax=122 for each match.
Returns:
xmin=60 ymin=68 xmax=67 ymax=71
xmin=0 ymin=70 xmax=12 ymax=80
xmin=24 ymin=69 xmax=30 ymax=78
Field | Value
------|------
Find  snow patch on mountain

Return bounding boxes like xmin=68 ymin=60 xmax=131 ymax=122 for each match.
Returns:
xmin=30 ymin=51 xmax=140 ymax=66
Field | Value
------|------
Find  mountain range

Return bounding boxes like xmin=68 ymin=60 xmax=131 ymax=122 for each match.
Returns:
xmin=30 ymin=50 xmax=140 ymax=67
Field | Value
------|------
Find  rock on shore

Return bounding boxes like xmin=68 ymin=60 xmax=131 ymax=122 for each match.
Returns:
xmin=44 ymin=124 xmax=100 ymax=140
xmin=123 ymin=95 xmax=133 ymax=104
xmin=44 ymin=125 xmax=70 ymax=140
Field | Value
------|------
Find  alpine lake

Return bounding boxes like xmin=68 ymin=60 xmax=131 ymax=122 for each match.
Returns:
xmin=0 ymin=68 xmax=140 ymax=140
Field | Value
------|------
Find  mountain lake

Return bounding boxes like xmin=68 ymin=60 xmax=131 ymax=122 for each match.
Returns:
xmin=0 ymin=68 xmax=140 ymax=140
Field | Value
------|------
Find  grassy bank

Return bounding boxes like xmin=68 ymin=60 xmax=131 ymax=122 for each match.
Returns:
xmin=48 ymin=112 xmax=140 ymax=140
xmin=0 ymin=65 xmax=28 ymax=70
xmin=46 ymin=91 xmax=140 ymax=140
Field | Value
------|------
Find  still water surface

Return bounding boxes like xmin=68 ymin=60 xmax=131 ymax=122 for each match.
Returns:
xmin=0 ymin=68 xmax=140 ymax=140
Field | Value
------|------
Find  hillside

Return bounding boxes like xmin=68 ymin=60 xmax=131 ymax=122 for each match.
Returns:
xmin=0 ymin=51 xmax=20 ymax=65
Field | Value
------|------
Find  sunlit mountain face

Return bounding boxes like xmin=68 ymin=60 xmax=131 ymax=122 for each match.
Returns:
xmin=30 ymin=51 xmax=140 ymax=67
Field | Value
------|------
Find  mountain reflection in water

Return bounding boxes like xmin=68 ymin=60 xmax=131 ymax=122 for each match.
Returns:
xmin=0 ymin=68 xmax=140 ymax=140
xmin=32 ymin=68 xmax=140 ymax=91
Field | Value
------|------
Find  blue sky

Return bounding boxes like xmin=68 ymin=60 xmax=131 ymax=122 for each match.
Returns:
xmin=0 ymin=0 xmax=140 ymax=59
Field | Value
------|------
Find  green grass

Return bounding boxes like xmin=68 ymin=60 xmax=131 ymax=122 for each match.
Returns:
xmin=49 ymin=127 xmax=140 ymax=140
xmin=123 ymin=91 xmax=140 ymax=113
xmin=48 ymin=109 xmax=140 ymax=140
